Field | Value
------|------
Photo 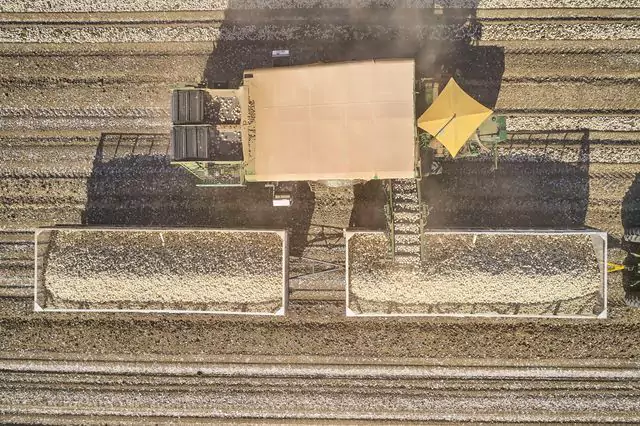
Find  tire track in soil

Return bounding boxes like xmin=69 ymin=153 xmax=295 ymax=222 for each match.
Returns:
xmin=2 ymin=308 xmax=640 ymax=358
xmin=1 ymin=162 xmax=638 ymax=232
xmin=0 ymin=231 xmax=34 ymax=295
xmin=1 ymin=353 xmax=640 ymax=422
xmin=1 ymin=51 xmax=639 ymax=82
xmin=2 ymin=8 xmax=638 ymax=22
xmin=0 ymin=0 xmax=636 ymax=12
xmin=2 ymin=366 xmax=640 ymax=423
xmin=0 ymin=39 xmax=638 ymax=57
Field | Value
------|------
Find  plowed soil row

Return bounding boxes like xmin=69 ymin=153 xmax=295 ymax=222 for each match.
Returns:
xmin=2 ymin=134 xmax=636 ymax=177
xmin=1 ymin=51 xmax=638 ymax=81
xmin=2 ymin=358 xmax=640 ymax=423
xmin=3 ymin=80 xmax=639 ymax=112
xmin=0 ymin=161 xmax=637 ymax=233
xmin=3 ymin=301 xmax=640 ymax=357
xmin=1 ymin=0 xmax=636 ymax=12
xmin=1 ymin=39 xmax=639 ymax=57
xmin=1 ymin=21 xmax=638 ymax=44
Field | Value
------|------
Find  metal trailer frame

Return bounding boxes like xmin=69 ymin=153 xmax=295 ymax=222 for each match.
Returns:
xmin=34 ymin=227 xmax=289 ymax=316
xmin=345 ymin=229 xmax=608 ymax=319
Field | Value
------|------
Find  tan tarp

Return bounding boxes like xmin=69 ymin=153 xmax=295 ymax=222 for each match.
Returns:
xmin=243 ymin=60 xmax=416 ymax=182
xmin=417 ymin=78 xmax=493 ymax=158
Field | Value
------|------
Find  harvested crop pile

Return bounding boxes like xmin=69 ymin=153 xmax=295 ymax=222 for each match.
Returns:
xmin=348 ymin=232 xmax=603 ymax=316
xmin=209 ymin=96 xmax=241 ymax=124
xmin=42 ymin=229 xmax=285 ymax=313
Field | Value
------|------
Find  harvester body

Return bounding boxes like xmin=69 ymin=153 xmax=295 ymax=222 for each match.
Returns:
xmin=169 ymin=59 xmax=506 ymax=189
xmin=169 ymin=58 xmax=508 ymax=231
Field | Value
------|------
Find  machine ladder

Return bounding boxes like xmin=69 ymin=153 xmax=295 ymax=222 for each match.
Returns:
xmin=390 ymin=179 xmax=422 ymax=265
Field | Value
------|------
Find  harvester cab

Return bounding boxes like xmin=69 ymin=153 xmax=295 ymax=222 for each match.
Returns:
xmin=417 ymin=77 xmax=507 ymax=175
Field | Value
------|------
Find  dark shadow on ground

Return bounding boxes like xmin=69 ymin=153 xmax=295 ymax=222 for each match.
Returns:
xmin=195 ymin=3 xmax=504 ymax=237
xmin=82 ymin=134 xmax=315 ymax=237
xmin=450 ymin=45 xmax=505 ymax=109
xmin=204 ymin=9 xmax=428 ymax=82
xmin=349 ymin=181 xmax=387 ymax=229
xmin=422 ymin=130 xmax=591 ymax=228
xmin=288 ymin=182 xmax=316 ymax=256
xmin=202 ymin=3 xmax=501 ymax=101
xmin=621 ymin=173 xmax=640 ymax=297
xmin=622 ymin=173 xmax=640 ymax=232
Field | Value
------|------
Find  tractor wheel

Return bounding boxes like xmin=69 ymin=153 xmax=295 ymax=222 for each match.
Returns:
xmin=624 ymin=228 xmax=640 ymax=243
xmin=624 ymin=292 xmax=640 ymax=308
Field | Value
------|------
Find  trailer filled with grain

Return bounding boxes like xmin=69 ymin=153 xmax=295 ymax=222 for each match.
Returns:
xmin=34 ymin=227 xmax=288 ymax=315
xmin=346 ymin=230 xmax=607 ymax=318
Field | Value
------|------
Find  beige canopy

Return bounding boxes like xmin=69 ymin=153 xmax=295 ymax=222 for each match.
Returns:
xmin=242 ymin=60 xmax=417 ymax=182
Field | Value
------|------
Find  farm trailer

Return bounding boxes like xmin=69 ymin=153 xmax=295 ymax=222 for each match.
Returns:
xmin=34 ymin=227 xmax=289 ymax=315
xmin=345 ymin=229 xmax=608 ymax=319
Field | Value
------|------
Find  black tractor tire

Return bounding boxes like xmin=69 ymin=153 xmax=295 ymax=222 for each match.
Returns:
xmin=624 ymin=228 xmax=640 ymax=243
xmin=624 ymin=292 xmax=640 ymax=308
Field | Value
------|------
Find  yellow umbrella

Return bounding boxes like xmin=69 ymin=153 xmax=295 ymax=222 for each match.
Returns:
xmin=417 ymin=78 xmax=493 ymax=158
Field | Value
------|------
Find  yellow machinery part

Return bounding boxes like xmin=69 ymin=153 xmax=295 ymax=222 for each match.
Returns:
xmin=608 ymin=262 xmax=626 ymax=273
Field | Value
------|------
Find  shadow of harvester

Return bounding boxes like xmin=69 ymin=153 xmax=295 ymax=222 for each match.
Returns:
xmin=622 ymin=173 xmax=640 ymax=233
xmin=197 ymin=2 xmax=504 ymax=235
xmin=82 ymin=133 xmax=271 ymax=227
xmin=82 ymin=133 xmax=315 ymax=255
xmin=422 ymin=130 xmax=591 ymax=228
xmin=202 ymin=3 xmax=500 ymax=85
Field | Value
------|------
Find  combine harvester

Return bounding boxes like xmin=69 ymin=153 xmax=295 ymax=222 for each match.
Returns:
xmin=170 ymin=58 xmax=506 ymax=264
xmin=167 ymin=56 xmax=608 ymax=318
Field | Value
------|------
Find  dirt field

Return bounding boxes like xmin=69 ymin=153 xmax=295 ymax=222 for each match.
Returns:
xmin=1 ymin=2 xmax=640 ymax=422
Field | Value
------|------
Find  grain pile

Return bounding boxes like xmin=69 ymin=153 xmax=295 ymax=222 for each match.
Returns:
xmin=42 ymin=229 xmax=285 ymax=313
xmin=209 ymin=96 xmax=241 ymax=124
xmin=348 ymin=232 xmax=603 ymax=316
